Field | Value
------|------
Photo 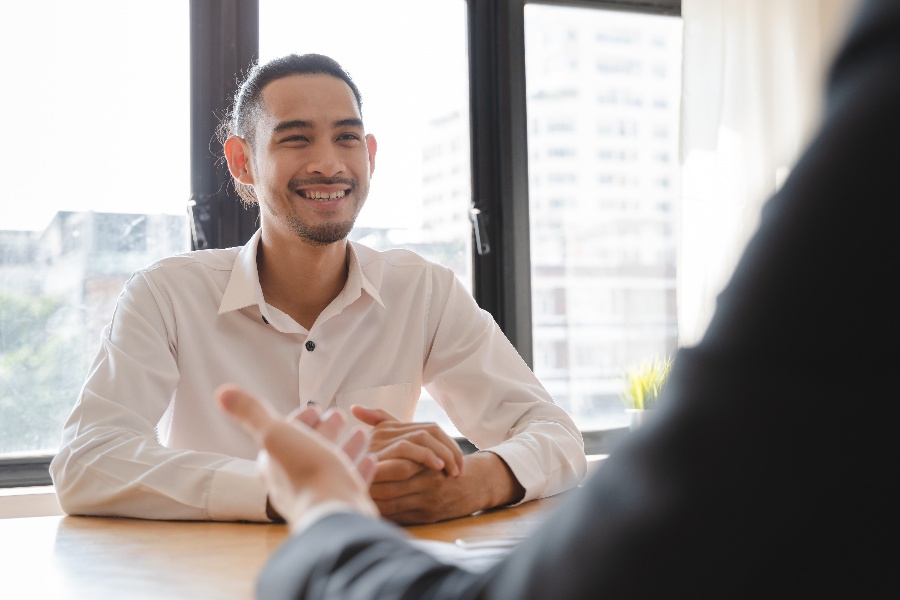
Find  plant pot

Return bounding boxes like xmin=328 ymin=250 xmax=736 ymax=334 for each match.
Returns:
xmin=626 ymin=409 xmax=652 ymax=431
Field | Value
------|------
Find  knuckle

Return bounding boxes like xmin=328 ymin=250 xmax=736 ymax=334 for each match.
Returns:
xmin=409 ymin=431 xmax=430 ymax=443
xmin=401 ymin=462 xmax=420 ymax=478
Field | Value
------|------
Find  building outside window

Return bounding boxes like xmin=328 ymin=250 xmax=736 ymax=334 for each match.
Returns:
xmin=526 ymin=5 xmax=683 ymax=430
xmin=0 ymin=0 xmax=190 ymax=459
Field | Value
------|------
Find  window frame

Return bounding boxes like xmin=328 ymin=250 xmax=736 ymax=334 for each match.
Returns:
xmin=469 ymin=0 xmax=680 ymax=362
xmin=467 ymin=0 xmax=679 ymax=455
xmin=0 ymin=0 xmax=680 ymax=488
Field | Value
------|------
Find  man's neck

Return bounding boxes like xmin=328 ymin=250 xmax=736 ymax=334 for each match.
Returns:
xmin=256 ymin=234 xmax=350 ymax=330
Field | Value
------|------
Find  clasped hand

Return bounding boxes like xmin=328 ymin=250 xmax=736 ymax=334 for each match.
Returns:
xmin=350 ymin=405 xmax=482 ymax=524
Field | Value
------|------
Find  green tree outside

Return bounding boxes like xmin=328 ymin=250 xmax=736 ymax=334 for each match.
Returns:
xmin=0 ymin=291 xmax=89 ymax=455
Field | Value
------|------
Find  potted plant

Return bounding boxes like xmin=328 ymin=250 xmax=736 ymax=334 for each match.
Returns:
xmin=620 ymin=355 xmax=674 ymax=429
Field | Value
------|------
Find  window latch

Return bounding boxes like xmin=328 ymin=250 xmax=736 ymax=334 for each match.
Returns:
xmin=187 ymin=195 xmax=210 ymax=250
xmin=468 ymin=204 xmax=491 ymax=255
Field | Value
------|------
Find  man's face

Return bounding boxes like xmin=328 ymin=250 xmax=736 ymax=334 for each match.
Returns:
xmin=249 ymin=74 xmax=376 ymax=246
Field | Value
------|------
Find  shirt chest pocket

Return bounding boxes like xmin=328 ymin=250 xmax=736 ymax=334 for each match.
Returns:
xmin=335 ymin=383 xmax=415 ymax=422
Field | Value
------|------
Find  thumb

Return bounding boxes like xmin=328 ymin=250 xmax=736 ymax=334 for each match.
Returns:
xmin=351 ymin=405 xmax=398 ymax=426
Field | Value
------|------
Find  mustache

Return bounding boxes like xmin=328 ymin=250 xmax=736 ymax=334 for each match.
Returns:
xmin=289 ymin=176 xmax=357 ymax=189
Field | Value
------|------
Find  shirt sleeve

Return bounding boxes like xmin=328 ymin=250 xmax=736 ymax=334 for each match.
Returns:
xmin=48 ymin=270 xmax=270 ymax=522
xmin=421 ymin=268 xmax=587 ymax=502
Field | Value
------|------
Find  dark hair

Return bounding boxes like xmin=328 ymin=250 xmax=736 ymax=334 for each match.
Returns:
xmin=217 ymin=53 xmax=364 ymax=205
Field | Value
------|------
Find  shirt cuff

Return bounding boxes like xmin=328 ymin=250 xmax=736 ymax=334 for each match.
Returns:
xmin=208 ymin=458 xmax=269 ymax=521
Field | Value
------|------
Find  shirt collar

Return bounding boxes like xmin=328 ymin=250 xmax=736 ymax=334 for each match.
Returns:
xmin=218 ymin=231 xmax=386 ymax=319
xmin=318 ymin=242 xmax=386 ymax=323
xmin=218 ymin=229 xmax=265 ymax=316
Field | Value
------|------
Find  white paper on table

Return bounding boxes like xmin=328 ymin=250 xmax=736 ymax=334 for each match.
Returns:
xmin=411 ymin=535 xmax=527 ymax=572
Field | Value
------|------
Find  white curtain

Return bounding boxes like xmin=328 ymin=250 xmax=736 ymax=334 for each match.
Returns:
xmin=677 ymin=0 xmax=859 ymax=346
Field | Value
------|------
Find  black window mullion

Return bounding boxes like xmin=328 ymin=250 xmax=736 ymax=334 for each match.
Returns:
xmin=468 ymin=0 xmax=534 ymax=367
xmin=189 ymin=0 xmax=260 ymax=251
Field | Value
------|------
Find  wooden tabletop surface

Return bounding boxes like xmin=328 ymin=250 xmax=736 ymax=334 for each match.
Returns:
xmin=0 ymin=494 xmax=566 ymax=600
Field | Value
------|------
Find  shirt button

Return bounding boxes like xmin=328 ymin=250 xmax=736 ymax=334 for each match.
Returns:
xmin=305 ymin=340 xmax=315 ymax=351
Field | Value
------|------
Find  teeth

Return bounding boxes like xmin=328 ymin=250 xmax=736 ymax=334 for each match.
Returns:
xmin=303 ymin=190 xmax=346 ymax=200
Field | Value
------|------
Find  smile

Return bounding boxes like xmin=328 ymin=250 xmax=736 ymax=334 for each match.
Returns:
xmin=299 ymin=189 xmax=347 ymax=200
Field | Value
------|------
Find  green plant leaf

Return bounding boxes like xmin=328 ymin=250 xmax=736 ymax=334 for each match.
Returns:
xmin=619 ymin=355 xmax=674 ymax=411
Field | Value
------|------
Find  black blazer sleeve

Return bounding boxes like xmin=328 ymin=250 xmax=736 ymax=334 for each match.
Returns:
xmin=257 ymin=1 xmax=900 ymax=597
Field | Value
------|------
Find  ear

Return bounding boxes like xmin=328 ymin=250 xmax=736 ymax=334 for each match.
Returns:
xmin=365 ymin=133 xmax=377 ymax=176
xmin=224 ymin=136 xmax=255 ymax=184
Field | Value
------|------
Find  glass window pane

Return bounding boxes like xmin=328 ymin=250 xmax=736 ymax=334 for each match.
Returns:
xmin=0 ymin=1 xmax=190 ymax=456
xmin=260 ymin=0 xmax=472 ymax=434
xmin=525 ymin=5 xmax=683 ymax=430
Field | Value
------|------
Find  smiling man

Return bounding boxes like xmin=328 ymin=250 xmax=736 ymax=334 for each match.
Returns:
xmin=49 ymin=54 xmax=586 ymax=524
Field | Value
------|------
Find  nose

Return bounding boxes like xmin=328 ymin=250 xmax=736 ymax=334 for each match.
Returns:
xmin=306 ymin=142 xmax=345 ymax=177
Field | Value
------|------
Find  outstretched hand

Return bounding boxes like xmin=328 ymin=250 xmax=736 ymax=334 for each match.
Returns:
xmin=216 ymin=384 xmax=379 ymax=528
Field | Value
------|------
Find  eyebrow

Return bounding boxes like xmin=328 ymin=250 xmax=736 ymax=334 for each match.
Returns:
xmin=273 ymin=118 xmax=364 ymax=133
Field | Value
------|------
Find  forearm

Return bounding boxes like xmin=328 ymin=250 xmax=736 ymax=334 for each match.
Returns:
xmin=470 ymin=450 xmax=526 ymax=508
xmin=51 ymin=419 xmax=268 ymax=521
xmin=424 ymin=316 xmax=586 ymax=500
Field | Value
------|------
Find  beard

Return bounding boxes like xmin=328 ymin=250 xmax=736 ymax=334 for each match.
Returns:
xmin=286 ymin=213 xmax=357 ymax=246
xmin=264 ymin=176 xmax=368 ymax=246
xmin=292 ymin=220 xmax=355 ymax=246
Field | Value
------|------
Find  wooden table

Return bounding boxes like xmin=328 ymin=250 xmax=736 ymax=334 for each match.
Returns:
xmin=0 ymin=495 xmax=565 ymax=599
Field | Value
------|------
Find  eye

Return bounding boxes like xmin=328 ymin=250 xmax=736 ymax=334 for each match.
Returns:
xmin=337 ymin=132 xmax=361 ymax=142
xmin=280 ymin=134 xmax=309 ymax=144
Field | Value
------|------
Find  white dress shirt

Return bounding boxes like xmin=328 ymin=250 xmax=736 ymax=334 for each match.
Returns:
xmin=49 ymin=230 xmax=586 ymax=521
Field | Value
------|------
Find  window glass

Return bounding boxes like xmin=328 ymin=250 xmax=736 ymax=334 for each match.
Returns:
xmin=525 ymin=5 xmax=683 ymax=430
xmin=0 ymin=1 xmax=190 ymax=456
xmin=260 ymin=0 xmax=472 ymax=434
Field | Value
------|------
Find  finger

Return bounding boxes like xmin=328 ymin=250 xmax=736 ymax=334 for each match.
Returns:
xmin=368 ymin=424 xmax=463 ymax=477
xmin=415 ymin=427 xmax=464 ymax=476
xmin=316 ymin=409 xmax=347 ymax=442
xmin=216 ymin=384 xmax=280 ymax=443
xmin=357 ymin=454 xmax=378 ymax=486
xmin=421 ymin=431 xmax=463 ymax=477
xmin=370 ymin=479 xmax=446 ymax=524
xmin=351 ymin=405 xmax=398 ymax=426
xmin=369 ymin=476 xmax=435 ymax=502
xmin=374 ymin=439 xmax=448 ymax=471
xmin=290 ymin=405 xmax=322 ymax=429
xmin=382 ymin=429 xmax=463 ymax=476
xmin=371 ymin=458 xmax=428 ymax=483
xmin=341 ymin=427 xmax=371 ymax=464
